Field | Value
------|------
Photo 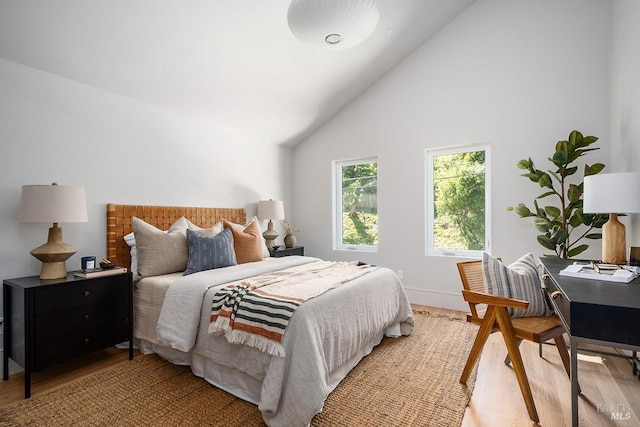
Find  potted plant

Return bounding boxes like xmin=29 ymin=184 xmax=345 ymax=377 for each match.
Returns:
xmin=283 ymin=220 xmax=300 ymax=248
xmin=506 ymin=130 xmax=608 ymax=258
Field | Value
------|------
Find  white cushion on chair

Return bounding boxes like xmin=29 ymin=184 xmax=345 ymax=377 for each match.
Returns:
xmin=482 ymin=252 xmax=552 ymax=318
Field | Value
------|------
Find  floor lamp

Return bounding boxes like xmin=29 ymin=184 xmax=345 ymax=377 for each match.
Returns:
xmin=583 ymin=172 xmax=640 ymax=264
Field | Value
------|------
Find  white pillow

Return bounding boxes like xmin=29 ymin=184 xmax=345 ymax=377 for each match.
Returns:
xmin=186 ymin=219 xmax=224 ymax=238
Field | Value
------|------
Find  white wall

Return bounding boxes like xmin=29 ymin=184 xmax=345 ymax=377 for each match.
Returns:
xmin=0 ymin=59 xmax=292 ymax=319
xmin=292 ymin=0 xmax=611 ymax=310
xmin=610 ymin=0 xmax=640 ymax=245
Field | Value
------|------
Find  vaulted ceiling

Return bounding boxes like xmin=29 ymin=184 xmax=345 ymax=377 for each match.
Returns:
xmin=0 ymin=0 xmax=476 ymax=146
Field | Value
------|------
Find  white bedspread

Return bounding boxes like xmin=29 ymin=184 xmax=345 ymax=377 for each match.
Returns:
xmin=153 ymin=256 xmax=414 ymax=427
xmin=156 ymin=256 xmax=320 ymax=351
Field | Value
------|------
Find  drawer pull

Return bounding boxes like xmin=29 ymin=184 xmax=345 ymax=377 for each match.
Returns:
xmin=83 ymin=314 xmax=91 ymax=321
xmin=550 ymin=290 xmax=562 ymax=299
xmin=83 ymin=290 xmax=91 ymax=297
xmin=84 ymin=338 xmax=91 ymax=344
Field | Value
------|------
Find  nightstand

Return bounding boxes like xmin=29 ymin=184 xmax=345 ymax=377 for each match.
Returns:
xmin=2 ymin=271 xmax=133 ymax=398
xmin=270 ymin=246 xmax=304 ymax=258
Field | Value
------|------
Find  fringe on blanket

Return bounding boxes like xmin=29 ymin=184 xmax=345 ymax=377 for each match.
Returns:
xmin=208 ymin=318 xmax=286 ymax=357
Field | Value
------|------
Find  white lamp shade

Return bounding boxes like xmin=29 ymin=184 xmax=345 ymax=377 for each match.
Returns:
xmin=583 ymin=172 xmax=640 ymax=214
xmin=19 ymin=184 xmax=88 ymax=223
xmin=287 ymin=0 xmax=379 ymax=50
xmin=257 ymin=200 xmax=285 ymax=220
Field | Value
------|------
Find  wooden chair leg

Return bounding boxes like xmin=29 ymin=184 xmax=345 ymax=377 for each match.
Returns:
xmin=495 ymin=306 xmax=539 ymax=423
xmin=460 ymin=306 xmax=497 ymax=384
xmin=504 ymin=338 xmax=523 ymax=365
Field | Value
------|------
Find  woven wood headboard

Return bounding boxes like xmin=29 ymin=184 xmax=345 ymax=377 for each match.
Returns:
xmin=106 ymin=203 xmax=246 ymax=271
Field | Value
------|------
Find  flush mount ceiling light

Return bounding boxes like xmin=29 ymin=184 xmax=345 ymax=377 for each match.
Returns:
xmin=287 ymin=0 xmax=379 ymax=50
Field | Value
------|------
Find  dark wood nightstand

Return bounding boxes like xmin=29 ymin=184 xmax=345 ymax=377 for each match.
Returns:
xmin=269 ymin=246 xmax=304 ymax=258
xmin=2 ymin=271 xmax=133 ymax=398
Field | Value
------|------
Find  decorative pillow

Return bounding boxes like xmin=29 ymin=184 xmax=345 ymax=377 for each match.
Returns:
xmin=186 ymin=219 xmax=224 ymax=238
xmin=132 ymin=216 xmax=189 ymax=277
xmin=482 ymin=252 xmax=552 ymax=318
xmin=223 ymin=218 xmax=264 ymax=264
xmin=184 ymin=228 xmax=237 ymax=275
xmin=226 ymin=216 xmax=270 ymax=258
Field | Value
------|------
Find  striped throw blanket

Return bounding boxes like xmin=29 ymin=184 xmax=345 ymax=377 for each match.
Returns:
xmin=209 ymin=261 xmax=374 ymax=357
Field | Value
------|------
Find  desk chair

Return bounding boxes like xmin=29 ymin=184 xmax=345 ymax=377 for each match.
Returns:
xmin=457 ymin=259 xmax=571 ymax=423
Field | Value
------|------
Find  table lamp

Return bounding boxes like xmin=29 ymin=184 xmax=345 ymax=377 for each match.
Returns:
xmin=583 ymin=172 xmax=640 ymax=264
xmin=19 ymin=183 xmax=88 ymax=280
xmin=257 ymin=199 xmax=285 ymax=251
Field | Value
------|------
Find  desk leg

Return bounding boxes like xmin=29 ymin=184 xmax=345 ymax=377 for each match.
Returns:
xmin=571 ymin=337 xmax=579 ymax=427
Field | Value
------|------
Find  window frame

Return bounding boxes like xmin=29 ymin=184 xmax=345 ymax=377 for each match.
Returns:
xmin=332 ymin=157 xmax=378 ymax=252
xmin=425 ymin=144 xmax=491 ymax=257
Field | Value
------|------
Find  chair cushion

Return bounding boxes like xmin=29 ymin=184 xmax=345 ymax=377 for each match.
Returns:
xmin=482 ymin=252 xmax=552 ymax=318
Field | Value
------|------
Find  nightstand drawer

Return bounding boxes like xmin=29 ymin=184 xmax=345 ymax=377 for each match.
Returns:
xmin=34 ymin=274 xmax=129 ymax=314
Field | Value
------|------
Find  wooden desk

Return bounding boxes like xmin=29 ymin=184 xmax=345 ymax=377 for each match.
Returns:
xmin=540 ymin=258 xmax=640 ymax=427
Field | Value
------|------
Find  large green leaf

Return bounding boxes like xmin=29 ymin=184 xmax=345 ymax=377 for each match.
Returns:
xmin=537 ymin=190 xmax=556 ymax=199
xmin=538 ymin=173 xmax=552 ymax=188
xmin=551 ymin=150 xmax=568 ymax=167
xmin=567 ymin=184 xmax=581 ymax=203
xmin=550 ymin=227 xmax=568 ymax=244
xmin=533 ymin=217 xmax=550 ymax=233
xmin=569 ymin=130 xmax=583 ymax=146
xmin=517 ymin=159 xmax=531 ymax=170
xmin=582 ymin=135 xmax=598 ymax=146
xmin=585 ymin=163 xmax=605 ymax=176
xmin=586 ymin=233 xmax=602 ymax=239
xmin=513 ymin=203 xmax=533 ymax=217
xmin=568 ymin=244 xmax=588 ymax=257
xmin=537 ymin=235 xmax=557 ymax=250
xmin=544 ymin=206 xmax=561 ymax=218
xmin=564 ymin=166 xmax=578 ymax=176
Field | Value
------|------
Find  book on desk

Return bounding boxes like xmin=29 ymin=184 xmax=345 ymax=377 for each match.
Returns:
xmin=559 ymin=262 xmax=640 ymax=283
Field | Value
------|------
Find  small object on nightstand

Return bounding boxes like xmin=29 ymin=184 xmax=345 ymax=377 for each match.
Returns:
xmin=100 ymin=258 xmax=116 ymax=269
xmin=270 ymin=246 xmax=304 ymax=258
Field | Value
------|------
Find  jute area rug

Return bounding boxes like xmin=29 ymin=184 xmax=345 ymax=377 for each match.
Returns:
xmin=0 ymin=310 xmax=478 ymax=427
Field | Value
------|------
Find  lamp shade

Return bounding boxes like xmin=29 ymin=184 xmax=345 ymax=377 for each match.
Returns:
xmin=583 ymin=172 xmax=640 ymax=214
xmin=287 ymin=0 xmax=379 ymax=50
xmin=19 ymin=183 xmax=88 ymax=223
xmin=257 ymin=200 xmax=285 ymax=220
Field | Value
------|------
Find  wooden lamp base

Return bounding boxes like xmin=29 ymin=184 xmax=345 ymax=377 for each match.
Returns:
xmin=601 ymin=213 xmax=626 ymax=265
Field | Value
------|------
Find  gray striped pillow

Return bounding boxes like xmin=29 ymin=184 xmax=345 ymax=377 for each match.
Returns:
xmin=184 ymin=228 xmax=237 ymax=275
xmin=482 ymin=252 xmax=551 ymax=317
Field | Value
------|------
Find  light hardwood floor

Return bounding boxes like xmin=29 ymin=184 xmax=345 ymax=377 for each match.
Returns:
xmin=1 ymin=307 xmax=639 ymax=426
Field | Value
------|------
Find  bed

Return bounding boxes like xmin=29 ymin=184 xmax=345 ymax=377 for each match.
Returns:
xmin=106 ymin=203 xmax=414 ymax=427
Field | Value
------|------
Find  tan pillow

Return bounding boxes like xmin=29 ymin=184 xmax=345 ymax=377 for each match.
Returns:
xmin=223 ymin=218 xmax=264 ymax=264
xmin=227 ymin=216 xmax=270 ymax=258
xmin=132 ymin=216 xmax=189 ymax=277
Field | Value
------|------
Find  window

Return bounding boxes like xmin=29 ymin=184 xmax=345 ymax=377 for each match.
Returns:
xmin=333 ymin=158 xmax=378 ymax=251
xmin=426 ymin=145 xmax=490 ymax=256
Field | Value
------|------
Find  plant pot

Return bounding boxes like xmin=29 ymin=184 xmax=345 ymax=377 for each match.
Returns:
xmin=284 ymin=234 xmax=297 ymax=248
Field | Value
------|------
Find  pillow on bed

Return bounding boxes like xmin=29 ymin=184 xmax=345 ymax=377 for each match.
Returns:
xmin=184 ymin=228 xmax=237 ymax=275
xmin=226 ymin=216 xmax=270 ymax=258
xmin=482 ymin=252 xmax=551 ymax=318
xmin=186 ymin=219 xmax=224 ymax=238
xmin=132 ymin=216 xmax=189 ymax=277
xmin=223 ymin=218 xmax=264 ymax=264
